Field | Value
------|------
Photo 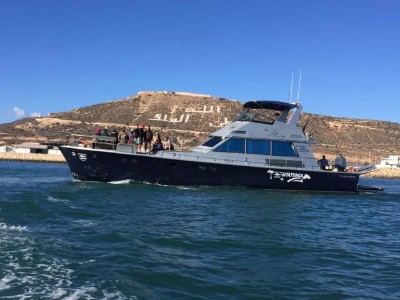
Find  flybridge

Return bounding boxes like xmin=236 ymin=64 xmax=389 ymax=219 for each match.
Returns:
xmin=240 ymin=100 xmax=302 ymax=126
xmin=243 ymin=100 xmax=298 ymax=111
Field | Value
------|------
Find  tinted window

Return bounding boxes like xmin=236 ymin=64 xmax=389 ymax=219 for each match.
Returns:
xmin=271 ymin=141 xmax=298 ymax=156
xmin=215 ymin=138 xmax=245 ymax=153
xmin=202 ymin=136 xmax=222 ymax=147
xmin=246 ymin=139 xmax=270 ymax=155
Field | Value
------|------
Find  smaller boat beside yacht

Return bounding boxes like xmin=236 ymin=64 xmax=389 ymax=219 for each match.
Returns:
xmin=59 ymin=100 xmax=382 ymax=193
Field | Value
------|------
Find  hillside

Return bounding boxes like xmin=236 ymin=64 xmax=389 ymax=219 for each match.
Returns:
xmin=1 ymin=91 xmax=399 ymax=164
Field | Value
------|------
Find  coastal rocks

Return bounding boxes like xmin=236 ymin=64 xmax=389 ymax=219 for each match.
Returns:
xmin=362 ymin=168 xmax=400 ymax=179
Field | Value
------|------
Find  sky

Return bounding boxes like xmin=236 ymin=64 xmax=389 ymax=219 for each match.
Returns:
xmin=1 ymin=0 xmax=399 ymax=124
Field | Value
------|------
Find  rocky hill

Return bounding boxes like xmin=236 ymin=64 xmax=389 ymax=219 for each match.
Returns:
xmin=1 ymin=91 xmax=399 ymax=165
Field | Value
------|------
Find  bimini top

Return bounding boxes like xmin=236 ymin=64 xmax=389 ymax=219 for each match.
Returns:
xmin=243 ymin=100 xmax=298 ymax=111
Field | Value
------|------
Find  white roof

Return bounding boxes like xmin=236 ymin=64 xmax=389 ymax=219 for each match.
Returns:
xmin=14 ymin=142 xmax=48 ymax=149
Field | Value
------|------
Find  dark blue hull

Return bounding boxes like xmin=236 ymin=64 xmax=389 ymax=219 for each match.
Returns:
xmin=60 ymin=146 xmax=360 ymax=193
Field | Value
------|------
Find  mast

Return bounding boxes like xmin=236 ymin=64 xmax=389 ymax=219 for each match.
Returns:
xmin=296 ymin=69 xmax=302 ymax=104
xmin=289 ymin=72 xmax=293 ymax=102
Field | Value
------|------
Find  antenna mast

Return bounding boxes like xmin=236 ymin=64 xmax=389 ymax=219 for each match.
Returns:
xmin=296 ymin=69 xmax=302 ymax=103
xmin=289 ymin=72 xmax=293 ymax=102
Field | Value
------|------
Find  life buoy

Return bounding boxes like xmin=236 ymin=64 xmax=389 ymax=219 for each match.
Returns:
xmin=79 ymin=137 xmax=89 ymax=147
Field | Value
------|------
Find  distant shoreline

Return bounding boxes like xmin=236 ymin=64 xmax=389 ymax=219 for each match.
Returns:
xmin=1 ymin=152 xmax=400 ymax=179
xmin=0 ymin=153 xmax=66 ymax=163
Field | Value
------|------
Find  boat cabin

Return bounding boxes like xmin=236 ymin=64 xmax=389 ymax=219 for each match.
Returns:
xmin=191 ymin=100 xmax=320 ymax=170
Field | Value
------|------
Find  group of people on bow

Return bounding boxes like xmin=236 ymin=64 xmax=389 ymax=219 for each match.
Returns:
xmin=95 ymin=124 xmax=174 ymax=153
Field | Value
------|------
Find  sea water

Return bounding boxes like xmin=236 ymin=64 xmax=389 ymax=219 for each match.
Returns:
xmin=0 ymin=161 xmax=399 ymax=299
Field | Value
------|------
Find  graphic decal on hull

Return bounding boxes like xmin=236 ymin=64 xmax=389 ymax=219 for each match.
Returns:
xmin=267 ymin=170 xmax=311 ymax=183
xmin=78 ymin=153 xmax=87 ymax=162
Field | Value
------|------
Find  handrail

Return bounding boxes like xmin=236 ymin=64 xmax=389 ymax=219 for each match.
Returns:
xmin=158 ymin=151 xmax=319 ymax=170
xmin=71 ymin=134 xmax=117 ymax=143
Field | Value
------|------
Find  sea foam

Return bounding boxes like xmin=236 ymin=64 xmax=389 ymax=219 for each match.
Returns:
xmin=109 ymin=180 xmax=131 ymax=185
xmin=0 ymin=223 xmax=28 ymax=232
xmin=47 ymin=196 xmax=69 ymax=203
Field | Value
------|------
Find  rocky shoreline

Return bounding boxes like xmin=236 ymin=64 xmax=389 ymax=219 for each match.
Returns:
xmin=1 ymin=153 xmax=400 ymax=179
xmin=361 ymin=168 xmax=400 ymax=179
xmin=0 ymin=153 xmax=66 ymax=163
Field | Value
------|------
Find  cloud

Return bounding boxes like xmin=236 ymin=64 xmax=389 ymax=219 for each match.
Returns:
xmin=13 ymin=107 xmax=25 ymax=118
xmin=30 ymin=112 xmax=42 ymax=117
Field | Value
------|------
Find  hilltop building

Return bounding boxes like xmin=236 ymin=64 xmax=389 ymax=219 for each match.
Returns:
xmin=376 ymin=155 xmax=400 ymax=169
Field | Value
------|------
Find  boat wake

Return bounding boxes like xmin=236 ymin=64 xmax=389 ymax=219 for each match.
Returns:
xmin=0 ymin=226 xmax=135 ymax=300
xmin=109 ymin=179 xmax=131 ymax=185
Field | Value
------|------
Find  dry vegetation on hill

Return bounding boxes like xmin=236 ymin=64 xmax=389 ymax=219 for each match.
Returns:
xmin=1 ymin=91 xmax=399 ymax=165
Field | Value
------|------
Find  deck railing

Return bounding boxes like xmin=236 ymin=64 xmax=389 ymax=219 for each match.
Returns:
xmin=69 ymin=134 xmax=320 ymax=170
xmin=70 ymin=134 xmax=117 ymax=149
xmin=158 ymin=151 xmax=320 ymax=170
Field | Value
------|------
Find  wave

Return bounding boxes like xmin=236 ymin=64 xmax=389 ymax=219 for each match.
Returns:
xmin=47 ymin=196 xmax=69 ymax=203
xmin=0 ymin=223 xmax=28 ymax=232
xmin=176 ymin=186 xmax=202 ymax=190
xmin=0 ymin=274 xmax=17 ymax=290
xmin=74 ymin=220 xmax=98 ymax=228
xmin=49 ymin=286 xmax=97 ymax=300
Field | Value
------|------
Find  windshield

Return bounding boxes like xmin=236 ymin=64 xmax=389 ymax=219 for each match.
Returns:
xmin=236 ymin=112 xmax=276 ymax=124
xmin=201 ymin=136 xmax=222 ymax=147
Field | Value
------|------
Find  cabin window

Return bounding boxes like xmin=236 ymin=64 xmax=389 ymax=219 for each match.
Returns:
xmin=215 ymin=138 xmax=245 ymax=153
xmin=236 ymin=112 xmax=252 ymax=121
xmin=271 ymin=141 xmax=298 ymax=157
xmin=246 ymin=139 xmax=271 ymax=155
xmin=202 ymin=136 xmax=222 ymax=147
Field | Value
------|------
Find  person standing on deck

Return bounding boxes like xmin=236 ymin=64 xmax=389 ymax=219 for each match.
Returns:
xmin=109 ymin=129 xmax=118 ymax=146
xmin=318 ymin=155 xmax=330 ymax=170
xmin=144 ymin=126 xmax=153 ymax=153
xmin=137 ymin=124 xmax=145 ymax=152
xmin=164 ymin=136 xmax=174 ymax=151
xmin=334 ymin=154 xmax=347 ymax=171
xmin=118 ymin=127 xmax=128 ymax=144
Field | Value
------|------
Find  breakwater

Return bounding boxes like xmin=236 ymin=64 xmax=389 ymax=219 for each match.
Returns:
xmin=0 ymin=152 xmax=66 ymax=163
xmin=362 ymin=168 xmax=400 ymax=179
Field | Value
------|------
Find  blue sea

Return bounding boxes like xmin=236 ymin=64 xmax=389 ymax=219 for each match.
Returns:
xmin=1 ymin=161 xmax=400 ymax=299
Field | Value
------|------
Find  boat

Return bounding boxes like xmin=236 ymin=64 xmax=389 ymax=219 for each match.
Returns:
xmin=59 ymin=100 xmax=382 ymax=193
xmin=352 ymin=164 xmax=376 ymax=174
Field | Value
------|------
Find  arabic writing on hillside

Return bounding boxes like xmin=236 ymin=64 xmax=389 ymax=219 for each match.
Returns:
xmin=148 ymin=105 xmax=231 ymax=127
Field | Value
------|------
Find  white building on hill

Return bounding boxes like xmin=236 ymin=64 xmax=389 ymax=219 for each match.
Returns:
xmin=376 ymin=155 xmax=400 ymax=169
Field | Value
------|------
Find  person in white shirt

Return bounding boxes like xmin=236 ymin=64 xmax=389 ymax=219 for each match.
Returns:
xmin=164 ymin=136 xmax=174 ymax=151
